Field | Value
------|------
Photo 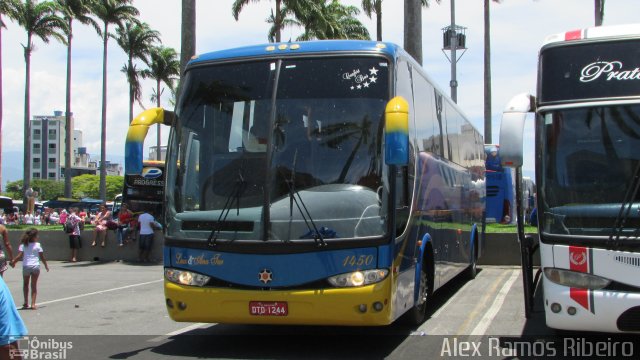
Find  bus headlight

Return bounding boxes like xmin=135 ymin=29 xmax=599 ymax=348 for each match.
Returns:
xmin=165 ymin=268 xmax=210 ymax=287
xmin=543 ymin=268 xmax=611 ymax=290
xmin=328 ymin=269 xmax=389 ymax=287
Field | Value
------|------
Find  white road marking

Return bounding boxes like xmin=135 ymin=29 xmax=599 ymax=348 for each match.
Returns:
xmin=37 ymin=279 xmax=163 ymax=306
xmin=148 ymin=323 xmax=211 ymax=343
xmin=470 ymin=269 xmax=520 ymax=336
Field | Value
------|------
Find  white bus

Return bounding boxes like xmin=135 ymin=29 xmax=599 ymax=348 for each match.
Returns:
xmin=500 ymin=24 xmax=640 ymax=333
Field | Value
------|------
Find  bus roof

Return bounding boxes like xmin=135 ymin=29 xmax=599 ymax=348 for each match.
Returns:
xmin=189 ymin=40 xmax=401 ymax=66
xmin=542 ymin=23 xmax=640 ymax=46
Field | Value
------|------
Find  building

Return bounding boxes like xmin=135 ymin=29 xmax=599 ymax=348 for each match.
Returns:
xmin=30 ymin=111 xmax=69 ymax=180
xmin=149 ymin=146 xmax=167 ymax=161
xmin=29 ymin=111 xmax=123 ymax=180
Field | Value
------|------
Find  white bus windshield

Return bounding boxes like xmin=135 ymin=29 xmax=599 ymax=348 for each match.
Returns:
xmin=167 ymin=57 xmax=389 ymax=242
xmin=540 ymin=104 xmax=640 ymax=237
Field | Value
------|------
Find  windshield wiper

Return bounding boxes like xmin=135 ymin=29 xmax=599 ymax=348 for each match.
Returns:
xmin=279 ymin=149 xmax=327 ymax=247
xmin=207 ymin=169 xmax=246 ymax=247
xmin=609 ymin=160 xmax=640 ymax=248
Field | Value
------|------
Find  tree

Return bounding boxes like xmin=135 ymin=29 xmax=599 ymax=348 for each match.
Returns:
xmin=115 ymin=21 xmax=160 ymax=123
xmin=292 ymin=0 xmax=370 ymax=41
xmin=595 ymin=0 xmax=605 ymax=26
xmin=90 ymin=0 xmax=138 ymax=201
xmin=361 ymin=0 xmax=382 ymax=41
xmin=404 ymin=0 xmax=439 ymax=65
xmin=57 ymin=0 xmax=101 ymax=199
xmin=71 ymin=174 xmax=122 ymax=200
xmin=14 ymin=0 xmax=68 ymax=204
xmin=233 ymin=0 xmax=281 ymax=42
xmin=0 ymin=0 xmax=20 ymax=194
xmin=143 ymin=46 xmax=179 ymax=160
xmin=4 ymin=179 xmax=65 ymax=201
xmin=181 ymin=0 xmax=195 ymax=74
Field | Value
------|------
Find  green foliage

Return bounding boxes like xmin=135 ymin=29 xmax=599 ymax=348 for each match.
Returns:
xmin=71 ymin=174 xmax=123 ymax=200
xmin=2 ymin=175 xmax=123 ymax=201
xmin=3 ymin=179 xmax=64 ymax=200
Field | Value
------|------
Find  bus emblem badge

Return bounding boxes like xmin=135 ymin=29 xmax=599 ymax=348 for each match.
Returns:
xmin=142 ymin=167 xmax=163 ymax=179
xmin=258 ymin=269 xmax=273 ymax=284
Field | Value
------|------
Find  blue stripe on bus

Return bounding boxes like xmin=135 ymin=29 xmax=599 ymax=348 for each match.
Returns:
xmin=167 ymin=246 xmax=379 ymax=287
xmin=190 ymin=40 xmax=399 ymax=65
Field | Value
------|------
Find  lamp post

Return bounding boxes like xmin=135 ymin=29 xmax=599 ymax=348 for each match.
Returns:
xmin=441 ymin=0 xmax=467 ymax=103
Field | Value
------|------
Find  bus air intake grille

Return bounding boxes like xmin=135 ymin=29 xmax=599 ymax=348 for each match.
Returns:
xmin=486 ymin=186 xmax=499 ymax=197
xmin=614 ymin=255 xmax=640 ymax=268
xmin=616 ymin=306 xmax=640 ymax=331
xmin=181 ymin=221 xmax=254 ymax=232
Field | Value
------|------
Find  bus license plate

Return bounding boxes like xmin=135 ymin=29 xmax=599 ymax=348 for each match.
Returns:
xmin=249 ymin=301 xmax=288 ymax=316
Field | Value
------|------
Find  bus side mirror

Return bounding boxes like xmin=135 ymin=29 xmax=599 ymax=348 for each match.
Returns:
xmin=498 ymin=93 xmax=536 ymax=168
xmin=385 ymin=96 xmax=409 ymax=166
xmin=125 ymin=108 xmax=175 ymax=175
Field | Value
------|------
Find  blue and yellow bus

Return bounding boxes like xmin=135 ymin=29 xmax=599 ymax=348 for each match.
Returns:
xmin=126 ymin=40 xmax=485 ymax=326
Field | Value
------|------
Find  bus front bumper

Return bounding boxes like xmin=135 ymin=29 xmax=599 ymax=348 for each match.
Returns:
xmin=543 ymin=281 xmax=640 ymax=333
xmin=164 ymin=277 xmax=395 ymax=326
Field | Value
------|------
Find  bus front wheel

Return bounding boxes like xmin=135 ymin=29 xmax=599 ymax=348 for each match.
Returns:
xmin=403 ymin=259 xmax=432 ymax=326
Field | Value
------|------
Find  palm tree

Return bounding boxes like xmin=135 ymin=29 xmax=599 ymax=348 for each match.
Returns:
xmin=181 ymin=0 xmax=195 ymax=74
xmin=0 ymin=0 xmax=20 ymax=193
xmin=91 ymin=0 xmax=138 ymax=201
xmin=115 ymin=21 xmax=160 ymax=124
xmin=14 ymin=0 xmax=67 ymax=203
xmin=57 ymin=0 xmax=101 ymax=198
xmin=595 ymin=0 xmax=605 ymax=26
xmin=143 ymin=46 xmax=179 ymax=160
xmin=293 ymin=0 xmax=370 ymax=41
xmin=234 ymin=0 xmax=319 ymax=43
xmin=404 ymin=0 xmax=439 ymax=65
xmin=361 ymin=0 xmax=382 ymax=41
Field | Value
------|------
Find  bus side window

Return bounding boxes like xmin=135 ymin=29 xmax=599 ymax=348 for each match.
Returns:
xmin=394 ymin=59 xmax=415 ymax=235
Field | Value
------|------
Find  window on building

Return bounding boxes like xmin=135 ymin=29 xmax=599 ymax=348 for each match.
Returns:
xmin=33 ymin=172 xmax=40 ymax=179
xmin=33 ymin=143 xmax=40 ymax=150
xmin=49 ymin=172 xmax=56 ymax=178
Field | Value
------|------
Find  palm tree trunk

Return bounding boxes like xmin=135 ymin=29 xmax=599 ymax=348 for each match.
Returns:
xmin=99 ymin=26 xmax=108 ymax=201
xmin=128 ymin=55 xmax=134 ymax=124
xmin=404 ymin=0 xmax=422 ymax=65
xmin=64 ymin=19 xmax=73 ymax=198
xmin=180 ymin=0 xmax=196 ymax=74
xmin=483 ymin=0 xmax=492 ymax=144
xmin=595 ymin=0 xmax=604 ymax=26
xmin=376 ymin=2 xmax=382 ymax=41
xmin=156 ymin=79 xmax=161 ymax=160
xmin=23 ymin=39 xmax=32 ymax=204
xmin=275 ymin=0 xmax=281 ymax=42
xmin=0 ymin=23 xmax=4 ymax=193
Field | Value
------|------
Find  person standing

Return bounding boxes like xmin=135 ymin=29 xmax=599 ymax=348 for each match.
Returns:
xmin=67 ymin=208 xmax=83 ymax=262
xmin=10 ymin=228 xmax=50 ymax=310
xmin=0 ymin=225 xmax=14 ymax=277
xmin=0 ymin=275 xmax=27 ymax=360
xmin=137 ymin=211 xmax=158 ymax=262
xmin=25 ymin=187 xmax=34 ymax=215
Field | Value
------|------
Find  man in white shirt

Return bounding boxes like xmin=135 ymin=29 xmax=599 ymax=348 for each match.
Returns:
xmin=136 ymin=211 xmax=158 ymax=262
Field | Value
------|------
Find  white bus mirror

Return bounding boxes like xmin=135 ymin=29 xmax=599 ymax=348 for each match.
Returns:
xmin=498 ymin=93 xmax=536 ymax=168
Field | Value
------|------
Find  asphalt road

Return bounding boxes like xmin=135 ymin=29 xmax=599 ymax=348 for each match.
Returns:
xmin=2 ymin=261 xmax=634 ymax=359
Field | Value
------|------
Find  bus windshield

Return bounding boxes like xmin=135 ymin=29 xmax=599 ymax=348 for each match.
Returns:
xmin=167 ymin=57 xmax=389 ymax=242
xmin=540 ymin=104 xmax=640 ymax=237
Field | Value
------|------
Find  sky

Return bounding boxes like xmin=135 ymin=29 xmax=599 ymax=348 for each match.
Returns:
xmin=1 ymin=0 xmax=638 ymax=182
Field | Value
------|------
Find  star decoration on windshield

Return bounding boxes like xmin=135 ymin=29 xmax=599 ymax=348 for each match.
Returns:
xmin=369 ymin=67 xmax=379 ymax=76
xmin=258 ymin=269 xmax=273 ymax=284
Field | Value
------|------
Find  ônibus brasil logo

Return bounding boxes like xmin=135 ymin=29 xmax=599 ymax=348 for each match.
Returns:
xmin=141 ymin=167 xmax=162 ymax=179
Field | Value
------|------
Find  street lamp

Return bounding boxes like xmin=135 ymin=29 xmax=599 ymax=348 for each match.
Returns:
xmin=441 ymin=0 xmax=468 ymax=103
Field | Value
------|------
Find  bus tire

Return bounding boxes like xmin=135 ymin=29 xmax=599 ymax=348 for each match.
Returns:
xmin=403 ymin=258 xmax=432 ymax=326
xmin=466 ymin=237 xmax=478 ymax=280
